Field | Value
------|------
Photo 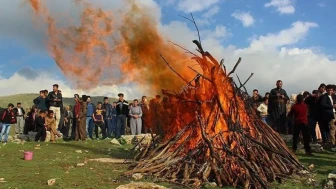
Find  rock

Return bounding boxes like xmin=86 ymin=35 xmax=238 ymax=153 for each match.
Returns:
xmin=206 ymin=182 xmax=217 ymax=187
xmin=75 ymin=150 xmax=82 ymax=154
xmin=116 ymin=182 xmax=167 ymax=189
xmin=299 ymin=170 xmax=310 ymax=174
xmin=7 ymin=135 xmax=13 ymax=141
xmin=76 ymin=163 xmax=85 ymax=167
xmin=132 ymin=173 xmax=143 ymax=180
xmin=110 ymin=138 xmax=121 ymax=146
xmin=20 ymin=135 xmax=29 ymax=141
xmin=13 ymin=139 xmax=22 ymax=144
xmin=325 ymin=180 xmax=334 ymax=189
xmin=28 ymin=132 xmax=37 ymax=141
xmin=47 ymin=179 xmax=56 ymax=186
xmin=121 ymin=135 xmax=134 ymax=144
xmin=308 ymin=164 xmax=314 ymax=170
xmin=328 ymin=173 xmax=336 ymax=179
xmin=132 ymin=134 xmax=155 ymax=145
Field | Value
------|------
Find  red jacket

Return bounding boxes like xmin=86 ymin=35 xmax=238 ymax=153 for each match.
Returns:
xmin=288 ymin=103 xmax=308 ymax=125
xmin=1 ymin=109 xmax=16 ymax=124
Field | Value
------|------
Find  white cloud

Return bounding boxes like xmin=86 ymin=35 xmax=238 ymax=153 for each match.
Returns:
xmin=246 ymin=21 xmax=318 ymax=51
xmin=202 ymin=6 xmax=220 ymax=18
xmin=231 ymin=11 xmax=255 ymax=27
xmin=264 ymin=0 xmax=295 ymax=14
xmin=317 ymin=2 xmax=326 ymax=8
xmin=175 ymin=0 xmax=220 ymax=13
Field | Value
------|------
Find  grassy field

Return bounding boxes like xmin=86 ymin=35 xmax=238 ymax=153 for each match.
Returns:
xmin=0 ymin=138 xmax=335 ymax=189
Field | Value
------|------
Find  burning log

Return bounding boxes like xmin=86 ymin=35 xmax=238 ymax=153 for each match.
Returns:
xmin=124 ymin=18 xmax=306 ymax=189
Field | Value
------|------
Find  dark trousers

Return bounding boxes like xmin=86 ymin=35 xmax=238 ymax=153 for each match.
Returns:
xmin=308 ymin=116 xmax=318 ymax=142
xmin=273 ymin=113 xmax=287 ymax=134
xmin=71 ymin=118 xmax=76 ymax=140
xmin=292 ymin=123 xmax=311 ymax=152
xmin=104 ymin=119 xmax=111 ymax=137
xmin=62 ymin=121 xmax=71 ymax=137
xmin=319 ymin=119 xmax=330 ymax=143
xmin=111 ymin=115 xmax=117 ymax=136
xmin=35 ymin=127 xmax=46 ymax=142
xmin=95 ymin=122 xmax=106 ymax=139
xmin=116 ymin=115 xmax=126 ymax=138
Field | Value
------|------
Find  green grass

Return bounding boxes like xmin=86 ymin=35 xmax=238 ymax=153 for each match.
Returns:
xmin=0 ymin=138 xmax=335 ymax=189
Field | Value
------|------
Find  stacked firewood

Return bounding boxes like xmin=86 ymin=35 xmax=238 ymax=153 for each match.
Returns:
xmin=124 ymin=38 xmax=306 ymax=189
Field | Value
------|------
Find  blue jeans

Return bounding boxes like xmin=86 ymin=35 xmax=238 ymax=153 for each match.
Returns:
xmin=111 ymin=115 xmax=117 ymax=136
xmin=261 ymin=117 xmax=268 ymax=124
xmin=116 ymin=115 xmax=126 ymax=138
xmin=0 ymin=124 xmax=11 ymax=142
xmin=86 ymin=117 xmax=94 ymax=138
xmin=309 ymin=116 xmax=318 ymax=142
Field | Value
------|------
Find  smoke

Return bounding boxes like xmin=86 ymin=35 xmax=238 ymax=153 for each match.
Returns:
xmin=27 ymin=0 xmax=198 ymax=94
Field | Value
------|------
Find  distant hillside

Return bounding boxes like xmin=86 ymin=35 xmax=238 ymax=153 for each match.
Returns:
xmin=0 ymin=93 xmax=119 ymax=109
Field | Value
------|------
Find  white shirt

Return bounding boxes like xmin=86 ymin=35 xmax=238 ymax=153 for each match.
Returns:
xmin=18 ymin=108 xmax=22 ymax=115
xmin=328 ymin=95 xmax=335 ymax=113
xmin=257 ymin=103 xmax=268 ymax=117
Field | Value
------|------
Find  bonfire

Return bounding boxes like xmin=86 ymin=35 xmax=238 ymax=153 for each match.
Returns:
xmin=124 ymin=17 xmax=306 ymax=189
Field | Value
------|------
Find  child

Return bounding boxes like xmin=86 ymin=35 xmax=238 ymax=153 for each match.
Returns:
xmin=35 ymin=110 xmax=47 ymax=142
xmin=257 ymin=97 xmax=269 ymax=124
xmin=0 ymin=103 xmax=16 ymax=143
xmin=45 ymin=110 xmax=62 ymax=142
xmin=93 ymin=102 xmax=106 ymax=139
xmin=288 ymin=94 xmax=312 ymax=155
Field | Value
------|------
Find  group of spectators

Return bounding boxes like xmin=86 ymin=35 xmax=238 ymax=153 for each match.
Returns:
xmin=252 ymin=81 xmax=336 ymax=154
xmin=0 ymin=84 xmax=166 ymax=143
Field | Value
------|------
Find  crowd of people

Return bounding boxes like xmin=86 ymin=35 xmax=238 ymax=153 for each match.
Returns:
xmin=252 ymin=80 xmax=336 ymax=154
xmin=0 ymin=84 xmax=166 ymax=143
xmin=1 ymin=81 xmax=336 ymax=156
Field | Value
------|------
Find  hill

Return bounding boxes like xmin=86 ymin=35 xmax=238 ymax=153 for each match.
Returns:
xmin=0 ymin=93 xmax=119 ymax=109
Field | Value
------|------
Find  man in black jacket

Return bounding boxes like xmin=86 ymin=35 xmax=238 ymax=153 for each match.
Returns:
xmin=318 ymin=85 xmax=336 ymax=145
xmin=116 ymin=93 xmax=128 ymax=138
xmin=47 ymin=84 xmax=63 ymax=130
xmin=305 ymin=90 xmax=320 ymax=143
xmin=13 ymin=102 xmax=26 ymax=135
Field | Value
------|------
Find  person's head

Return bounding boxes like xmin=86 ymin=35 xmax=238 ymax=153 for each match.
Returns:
xmin=312 ymin=90 xmax=319 ymax=98
xmin=48 ymin=110 xmax=54 ymax=117
xmin=142 ymin=96 xmax=147 ymax=102
xmin=74 ymin=94 xmax=80 ymax=102
xmin=66 ymin=105 xmax=70 ymax=111
xmin=53 ymin=84 xmax=59 ymax=92
xmin=276 ymin=80 xmax=283 ymax=89
xmin=155 ymin=95 xmax=161 ymax=102
xmin=44 ymin=89 xmax=48 ymax=96
xmin=129 ymin=103 xmax=133 ymax=108
xmin=87 ymin=96 xmax=91 ymax=103
xmin=103 ymin=97 xmax=108 ymax=103
xmin=97 ymin=102 xmax=102 ymax=109
xmin=7 ymin=103 xmax=14 ymax=110
xmin=253 ymin=89 xmax=259 ymax=97
xmin=263 ymin=97 xmax=269 ymax=105
xmin=303 ymin=91 xmax=310 ymax=99
xmin=112 ymin=102 xmax=117 ymax=107
xmin=162 ymin=96 xmax=169 ymax=103
xmin=265 ymin=92 xmax=270 ymax=98
xmin=39 ymin=110 xmax=46 ymax=118
xmin=326 ymin=85 xmax=334 ymax=95
xmin=133 ymin=99 xmax=139 ymax=106
xmin=39 ymin=90 xmax=44 ymax=96
xmin=17 ymin=102 xmax=22 ymax=108
xmin=318 ymin=83 xmax=326 ymax=93
xmin=82 ymin=95 xmax=88 ymax=102
xmin=118 ymin=93 xmax=124 ymax=101
xmin=296 ymin=94 xmax=304 ymax=104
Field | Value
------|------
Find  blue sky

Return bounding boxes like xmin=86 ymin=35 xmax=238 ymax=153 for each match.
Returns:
xmin=0 ymin=0 xmax=335 ymax=98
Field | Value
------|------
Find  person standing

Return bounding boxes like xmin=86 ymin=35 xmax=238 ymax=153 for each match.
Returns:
xmin=63 ymin=105 xmax=73 ymax=138
xmin=116 ymin=93 xmax=128 ymax=138
xmin=129 ymin=99 xmax=143 ymax=135
xmin=47 ymin=84 xmax=63 ymax=129
xmin=75 ymin=95 xmax=87 ymax=141
xmin=140 ymin=96 xmax=150 ymax=133
xmin=288 ymin=94 xmax=312 ymax=155
xmin=257 ymin=97 xmax=269 ymax=124
xmin=13 ymin=102 xmax=26 ymax=135
xmin=305 ymin=90 xmax=321 ymax=144
xmin=33 ymin=90 xmax=48 ymax=112
xmin=34 ymin=110 xmax=47 ymax=142
xmin=86 ymin=96 xmax=95 ymax=139
xmin=0 ymin=103 xmax=16 ymax=143
xmin=318 ymin=85 xmax=336 ymax=145
xmin=93 ymin=102 xmax=106 ymax=139
xmin=111 ymin=102 xmax=117 ymax=137
xmin=102 ymin=97 xmax=113 ymax=138
xmin=268 ymin=80 xmax=289 ymax=134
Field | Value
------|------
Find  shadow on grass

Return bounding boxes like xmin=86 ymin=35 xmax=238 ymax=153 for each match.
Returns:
xmin=51 ymin=141 xmax=130 ymax=159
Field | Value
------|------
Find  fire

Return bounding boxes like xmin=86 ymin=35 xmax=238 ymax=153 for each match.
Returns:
xmin=26 ymin=0 xmax=196 ymax=92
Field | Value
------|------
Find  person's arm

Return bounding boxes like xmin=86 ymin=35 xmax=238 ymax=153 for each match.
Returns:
xmin=282 ymin=90 xmax=289 ymax=101
xmin=320 ymin=95 xmax=334 ymax=109
xmin=287 ymin=106 xmax=294 ymax=117
xmin=138 ymin=107 xmax=143 ymax=118
xmin=33 ymin=97 xmax=40 ymax=106
xmin=22 ymin=108 xmax=26 ymax=115
xmin=47 ymin=92 xmax=54 ymax=102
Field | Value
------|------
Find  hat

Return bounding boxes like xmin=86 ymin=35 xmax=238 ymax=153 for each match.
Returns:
xmin=118 ymin=93 xmax=124 ymax=97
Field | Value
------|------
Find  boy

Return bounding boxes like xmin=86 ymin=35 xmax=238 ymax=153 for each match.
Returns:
xmin=288 ymin=94 xmax=312 ymax=155
xmin=0 ymin=103 xmax=16 ymax=143
xmin=93 ymin=102 xmax=106 ymax=139
xmin=45 ymin=110 xmax=62 ymax=142
xmin=257 ymin=97 xmax=269 ymax=124
xmin=35 ymin=110 xmax=47 ymax=142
